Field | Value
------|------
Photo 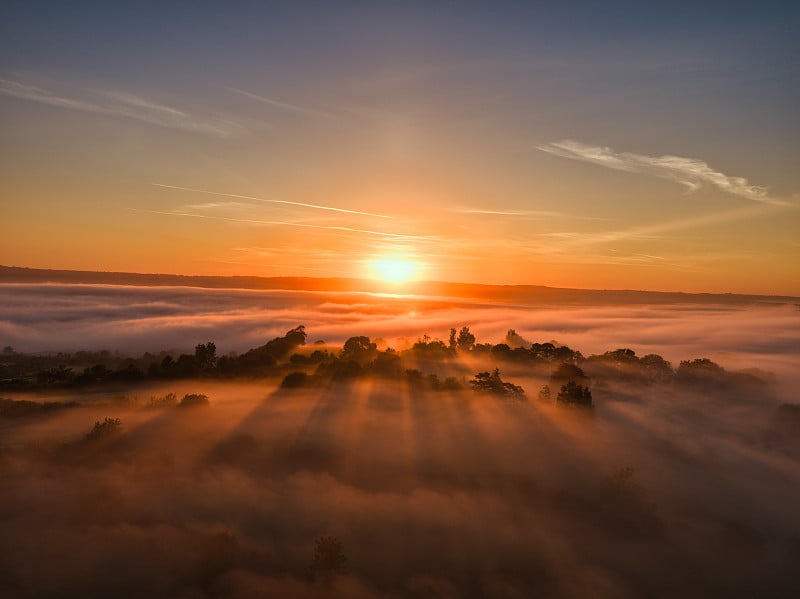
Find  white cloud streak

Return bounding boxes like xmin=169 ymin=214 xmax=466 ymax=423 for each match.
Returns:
xmin=229 ymin=87 xmax=335 ymax=118
xmin=452 ymin=207 xmax=613 ymax=220
xmin=537 ymin=140 xmax=787 ymax=206
xmin=0 ymin=77 xmax=235 ymax=136
xmin=152 ymin=183 xmax=393 ymax=219
xmin=133 ymin=209 xmax=428 ymax=239
xmin=454 ymin=207 xmax=562 ymax=217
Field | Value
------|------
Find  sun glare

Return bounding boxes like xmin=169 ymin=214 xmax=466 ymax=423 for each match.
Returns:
xmin=371 ymin=258 xmax=417 ymax=283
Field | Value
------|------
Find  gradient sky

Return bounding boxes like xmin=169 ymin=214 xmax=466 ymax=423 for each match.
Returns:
xmin=1 ymin=2 xmax=798 ymax=294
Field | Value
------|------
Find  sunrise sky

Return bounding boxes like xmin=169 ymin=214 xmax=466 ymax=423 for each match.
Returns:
xmin=1 ymin=2 xmax=798 ymax=294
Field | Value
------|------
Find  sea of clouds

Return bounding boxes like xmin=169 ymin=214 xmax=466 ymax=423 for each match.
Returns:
xmin=1 ymin=282 xmax=798 ymax=388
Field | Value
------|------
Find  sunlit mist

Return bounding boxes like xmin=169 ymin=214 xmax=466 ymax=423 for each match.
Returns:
xmin=1 ymin=2 xmax=799 ymax=597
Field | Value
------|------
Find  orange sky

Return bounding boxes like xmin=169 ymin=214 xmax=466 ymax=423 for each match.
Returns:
xmin=1 ymin=4 xmax=798 ymax=295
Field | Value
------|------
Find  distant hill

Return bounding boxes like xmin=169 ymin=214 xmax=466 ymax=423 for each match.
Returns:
xmin=1 ymin=265 xmax=796 ymax=306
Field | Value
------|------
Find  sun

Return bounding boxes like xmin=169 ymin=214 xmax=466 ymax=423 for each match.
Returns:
xmin=371 ymin=258 xmax=418 ymax=283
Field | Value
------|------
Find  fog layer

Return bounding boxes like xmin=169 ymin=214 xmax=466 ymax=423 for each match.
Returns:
xmin=1 ymin=283 xmax=797 ymax=385
xmin=1 ymin=364 xmax=799 ymax=597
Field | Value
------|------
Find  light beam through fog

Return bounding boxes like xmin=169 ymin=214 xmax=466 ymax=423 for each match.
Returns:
xmin=2 ymin=2 xmax=799 ymax=597
xmin=1 ymin=321 xmax=799 ymax=597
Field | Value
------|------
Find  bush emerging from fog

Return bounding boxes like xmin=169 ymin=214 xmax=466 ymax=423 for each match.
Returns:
xmin=178 ymin=393 xmax=210 ymax=408
xmin=310 ymin=535 xmax=348 ymax=582
xmin=537 ymin=385 xmax=552 ymax=402
xmin=147 ymin=392 xmax=178 ymax=409
xmin=556 ymin=381 xmax=593 ymax=408
xmin=469 ymin=368 xmax=525 ymax=398
xmin=281 ymin=371 xmax=311 ymax=388
xmin=85 ymin=417 xmax=122 ymax=440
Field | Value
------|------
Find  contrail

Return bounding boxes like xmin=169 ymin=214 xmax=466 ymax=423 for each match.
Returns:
xmin=133 ymin=209 xmax=425 ymax=239
xmin=229 ymin=87 xmax=335 ymax=119
xmin=153 ymin=183 xmax=392 ymax=219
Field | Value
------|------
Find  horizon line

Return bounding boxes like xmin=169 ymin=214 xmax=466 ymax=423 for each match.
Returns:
xmin=0 ymin=264 xmax=797 ymax=300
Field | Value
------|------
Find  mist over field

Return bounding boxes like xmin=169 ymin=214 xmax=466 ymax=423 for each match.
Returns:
xmin=1 ymin=282 xmax=800 ymax=597
xmin=3 ymin=0 xmax=799 ymax=596
xmin=1 ymin=282 xmax=798 ymax=388
xmin=2 ymin=373 xmax=799 ymax=598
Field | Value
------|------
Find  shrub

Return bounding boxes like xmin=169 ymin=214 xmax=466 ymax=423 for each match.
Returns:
xmin=147 ymin=392 xmax=178 ymax=409
xmin=310 ymin=535 xmax=348 ymax=582
xmin=556 ymin=381 xmax=593 ymax=408
xmin=85 ymin=417 xmax=122 ymax=440
xmin=281 ymin=371 xmax=310 ymax=388
xmin=178 ymin=393 xmax=209 ymax=408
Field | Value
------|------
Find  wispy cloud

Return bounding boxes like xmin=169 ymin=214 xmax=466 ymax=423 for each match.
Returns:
xmin=537 ymin=139 xmax=787 ymax=206
xmin=454 ymin=207 xmax=561 ymax=217
xmin=133 ymin=209 xmax=428 ymax=239
xmin=452 ymin=206 xmax=612 ymax=220
xmin=182 ymin=201 xmax=249 ymax=211
xmin=0 ymin=77 xmax=235 ymax=136
xmin=229 ymin=87 xmax=335 ymax=118
xmin=546 ymin=203 xmax=783 ymax=247
xmin=153 ymin=183 xmax=392 ymax=219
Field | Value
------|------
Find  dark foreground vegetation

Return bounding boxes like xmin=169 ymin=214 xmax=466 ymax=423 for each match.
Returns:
xmin=0 ymin=326 xmax=798 ymax=598
xmin=0 ymin=324 xmax=770 ymax=399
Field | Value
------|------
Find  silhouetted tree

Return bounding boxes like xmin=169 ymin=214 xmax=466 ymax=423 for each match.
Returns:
xmin=550 ymin=362 xmax=587 ymax=387
xmin=469 ymin=368 xmax=524 ymax=397
xmin=160 ymin=354 xmax=174 ymax=371
xmin=340 ymin=336 xmax=378 ymax=363
xmin=410 ymin=338 xmax=450 ymax=361
xmin=640 ymin=353 xmax=673 ymax=382
xmin=490 ymin=343 xmax=513 ymax=360
xmin=456 ymin=326 xmax=476 ymax=352
xmin=556 ymin=381 xmax=593 ymax=408
xmin=448 ymin=327 xmax=457 ymax=350
xmin=530 ymin=342 xmax=581 ymax=362
xmin=601 ymin=348 xmax=638 ymax=363
xmin=236 ymin=326 xmax=307 ymax=373
xmin=368 ymin=349 xmax=403 ymax=377
xmin=194 ymin=342 xmax=217 ymax=371
xmin=290 ymin=349 xmax=329 ymax=366
xmin=264 ymin=325 xmax=307 ymax=359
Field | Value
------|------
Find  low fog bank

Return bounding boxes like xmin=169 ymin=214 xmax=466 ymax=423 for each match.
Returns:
xmin=1 ymin=283 xmax=798 ymax=385
xmin=1 ymin=358 xmax=800 ymax=597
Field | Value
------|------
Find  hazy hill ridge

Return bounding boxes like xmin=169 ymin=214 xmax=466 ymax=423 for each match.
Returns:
xmin=1 ymin=266 xmax=796 ymax=306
